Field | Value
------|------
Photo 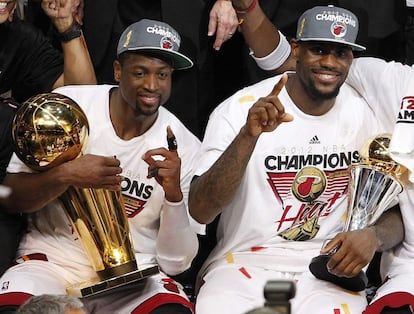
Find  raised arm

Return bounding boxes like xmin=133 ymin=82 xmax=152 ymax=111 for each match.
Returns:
xmin=189 ymin=75 xmax=293 ymax=224
xmin=42 ymin=0 xmax=96 ymax=87
xmin=232 ymin=0 xmax=295 ymax=73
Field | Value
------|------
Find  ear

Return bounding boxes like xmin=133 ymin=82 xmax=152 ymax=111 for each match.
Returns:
xmin=113 ymin=60 xmax=121 ymax=82
xmin=290 ymin=39 xmax=300 ymax=60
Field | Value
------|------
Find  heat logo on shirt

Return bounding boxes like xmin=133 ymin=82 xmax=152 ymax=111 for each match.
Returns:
xmin=398 ymin=96 xmax=414 ymax=123
xmin=267 ymin=166 xmax=350 ymax=241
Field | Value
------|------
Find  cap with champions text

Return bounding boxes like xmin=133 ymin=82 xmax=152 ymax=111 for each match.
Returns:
xmin=296 ymin=5 xmax=366 ymax=51
xmin=117 ymin=19 xmax=193 ymax=70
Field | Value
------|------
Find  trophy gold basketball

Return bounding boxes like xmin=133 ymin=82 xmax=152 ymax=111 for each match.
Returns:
xmin=309 ymin=133 xmax=405 ymax=291
xmin=12 ymin=93 xmax=158 ymax=297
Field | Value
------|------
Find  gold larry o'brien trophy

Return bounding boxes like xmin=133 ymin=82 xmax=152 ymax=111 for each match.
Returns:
xmin=12 ymin=93 xmax=158 ymax=297
xmin=309 ymin=133 xmax=405 ymax=292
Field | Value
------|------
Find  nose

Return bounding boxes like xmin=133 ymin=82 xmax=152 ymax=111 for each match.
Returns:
xmin=319 ymin=52 xmax=338 ymax=68
xmin=143 ymin=74 xmax=159 ymax=91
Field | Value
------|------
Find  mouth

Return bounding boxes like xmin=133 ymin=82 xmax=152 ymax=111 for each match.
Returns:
xmin=138 ymin=93 xmax=160 ymax=107
xmin=0 ymin=1 xmax=13 ymax=12
xmin=312 ymin=70 xmax=341 ymax=85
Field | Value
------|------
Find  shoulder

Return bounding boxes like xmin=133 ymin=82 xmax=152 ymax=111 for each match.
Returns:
xmin=211 ymin=75 xmax=283 ymax=115
xmin=232 ymin=75 xmax=282 ymax=101
xmin=53 ymin=84 xmax=113 ymax=101
xmin=5 ymin=20 xmax=50 ymax=44
xmin=53 ymin=84 xmax=114 ymax=112
xmin=350 ymin=57 xmax=413 ymax=80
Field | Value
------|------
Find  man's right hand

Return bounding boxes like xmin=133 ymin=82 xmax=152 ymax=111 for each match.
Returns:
xmin=243 ymin=74 xmax=293 ymax=138
xmin=62 ymin=154 xmax=123 ymax=190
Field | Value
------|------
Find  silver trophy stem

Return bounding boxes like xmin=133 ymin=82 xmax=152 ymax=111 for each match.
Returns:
xmin=345 ymin=165 xmax=403 ymax=231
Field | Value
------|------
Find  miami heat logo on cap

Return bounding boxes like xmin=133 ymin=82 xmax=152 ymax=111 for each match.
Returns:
xmin=331 ymin=21 xmax=346 ymax=38
xmin=292 ymin=166 xmax=327 ymax=203
xmin=160 ymin=37 xmax=174 ymax=50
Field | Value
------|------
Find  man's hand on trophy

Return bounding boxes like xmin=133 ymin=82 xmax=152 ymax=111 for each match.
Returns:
xmin=63 ymin=154 xmax=123 ymax=190
xmin=142 ymin=126 xmax=183 ymax=203
xmin=321 ymin=228 xmax=378 ymax=278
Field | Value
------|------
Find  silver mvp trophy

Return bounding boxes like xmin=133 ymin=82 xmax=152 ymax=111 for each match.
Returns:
xmin=309 ymin=133 xmax=405 ymax=291
xmin=11 ymin=93 xmax=158 ymax=298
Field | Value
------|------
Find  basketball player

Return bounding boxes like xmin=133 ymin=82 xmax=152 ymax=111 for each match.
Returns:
xmin=189 ymin=5 xmax=404 ymax=314
xmin=0 ymin=19 xmax=201 ymax=314
xmin=230 ymin=1 xmax=414 ymax=312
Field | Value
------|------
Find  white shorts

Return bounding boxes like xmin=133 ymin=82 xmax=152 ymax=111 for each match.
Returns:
xmin=0 ymin=259 xmax=194 ymax=313
xmin=195 ymin=263 xmax=367 ymax=314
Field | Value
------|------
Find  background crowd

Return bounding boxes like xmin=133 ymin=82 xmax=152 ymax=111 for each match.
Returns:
xmin=11 ymin=0 xmax=414 ymax=138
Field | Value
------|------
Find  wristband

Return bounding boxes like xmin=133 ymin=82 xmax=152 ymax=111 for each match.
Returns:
xmin=234 ymin=0 xmax=258 ymax=14
xmin=56 ymin=20 xmax=82 ymax=43
xmin=251 ymin=31 xmax=291 ymax=71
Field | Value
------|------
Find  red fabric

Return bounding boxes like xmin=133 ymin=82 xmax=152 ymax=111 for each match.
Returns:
xmin=0 ymin=292 xmax=32 ymax=306
xmin=131 ymin=292 xmax=194 ymax=314
xmin=363 ymin=291 xmax=414 ymax=314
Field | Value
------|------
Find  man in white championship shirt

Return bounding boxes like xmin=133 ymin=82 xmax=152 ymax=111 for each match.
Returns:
xmin=189 ymin=4 xmax=405 ymax=314
xmin=0 ymin=19 xmax=202 ymax=314
xmin=230 ymin=0 xmax=414 ymax=313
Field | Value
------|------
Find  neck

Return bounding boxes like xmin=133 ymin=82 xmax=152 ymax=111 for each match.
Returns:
xmin=285 ymin=74 xmax=335 ymax=116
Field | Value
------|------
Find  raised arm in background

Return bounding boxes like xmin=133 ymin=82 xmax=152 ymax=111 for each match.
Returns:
xmin=42 ymin=0 xmax=96 ymax=87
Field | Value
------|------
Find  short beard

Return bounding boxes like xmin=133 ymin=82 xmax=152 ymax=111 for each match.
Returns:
xmin=136 ymin=106 xmax=159 ymax=117
xmin=304 ymin=81 xmax=341 ymax=100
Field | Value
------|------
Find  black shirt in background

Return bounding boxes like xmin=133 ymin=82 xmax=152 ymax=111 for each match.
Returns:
xmin=0 ymin=20 xmax=63 ymax=103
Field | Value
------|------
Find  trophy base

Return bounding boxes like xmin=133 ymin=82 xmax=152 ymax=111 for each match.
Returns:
xmin=66 ymin=265 xmax=159 ymax=298
xmin=309 ymin=255 xmax=368 ymax=292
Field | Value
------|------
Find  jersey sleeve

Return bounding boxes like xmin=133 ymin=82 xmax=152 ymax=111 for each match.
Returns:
xmin=346 ymin=57 xmax=410 ymax=131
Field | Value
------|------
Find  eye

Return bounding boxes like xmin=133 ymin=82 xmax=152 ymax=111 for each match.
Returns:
xmin=309 ymin=46 xmax=325 ymax=55
xmin=335 ymin=48 xmax=351 ymax=59
xmin=158 ymin=71 xmax=171 ymax=79
xmin=134 ymin=71 xmax=144 ymax=78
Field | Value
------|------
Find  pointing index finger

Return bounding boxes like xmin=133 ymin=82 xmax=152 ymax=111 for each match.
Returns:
xmin=269 ymin=73 xmax=288 ymax=97
xmin=166 ymin=126 xmax=177 ymax=151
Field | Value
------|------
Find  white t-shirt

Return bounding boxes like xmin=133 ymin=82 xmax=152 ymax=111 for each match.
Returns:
xmin=194 ymin=74 xmax=383 ymax=276
xmin=7 ymin=84 xmax=202 ymax=279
